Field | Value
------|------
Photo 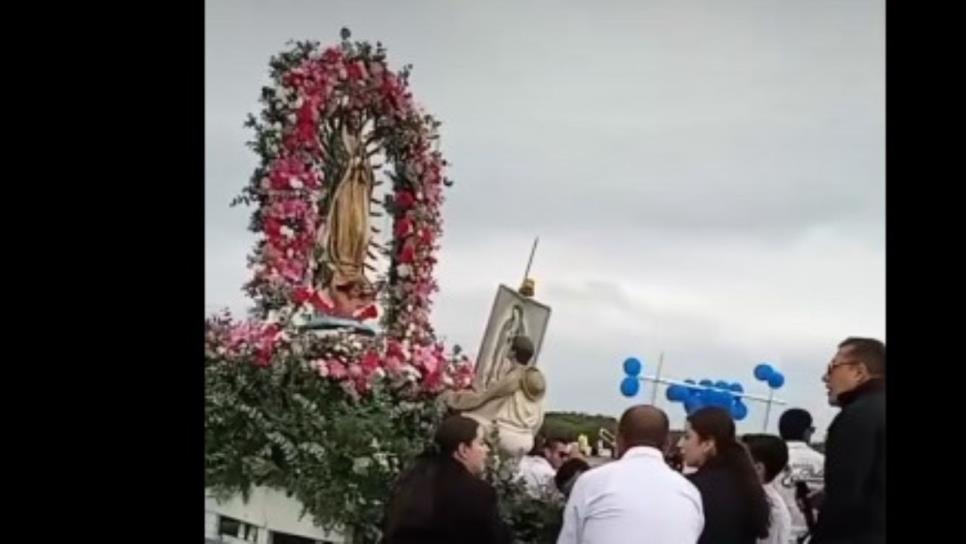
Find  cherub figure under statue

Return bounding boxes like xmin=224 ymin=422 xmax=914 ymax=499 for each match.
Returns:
xmin=441 ymin=335 xmax=546 ymax=456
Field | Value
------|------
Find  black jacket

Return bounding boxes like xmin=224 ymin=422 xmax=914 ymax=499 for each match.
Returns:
xmin=689 ymin=465 xmax=759 ymax=544
xmin=382 ymin=456 xmax=512 ymax=544
xmin=812 ymin=379 xmax=885 ymax=544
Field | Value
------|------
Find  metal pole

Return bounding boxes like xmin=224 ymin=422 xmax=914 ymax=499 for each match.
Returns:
xmin=649 ymin=351 xmax=665 ymax=405
xmin=762 ymin=388 xmax=775 ymax=432
xmin=522 ymin=236 xmax=539 ymax=284
xmin=636 ymin=375 xmax=787 ymax=406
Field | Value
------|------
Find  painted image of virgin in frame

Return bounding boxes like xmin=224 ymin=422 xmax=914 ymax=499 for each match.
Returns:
xmin=475 ymin=285 xmax=552 ymax=388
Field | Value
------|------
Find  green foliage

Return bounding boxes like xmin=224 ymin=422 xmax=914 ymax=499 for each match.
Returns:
xmin=486 ymin=432 xmax=566 ymax=543
xmin=206 ymin=353 xmax=444 ymax=543
xmin=542 ymin=411 xmax=617 ymax=444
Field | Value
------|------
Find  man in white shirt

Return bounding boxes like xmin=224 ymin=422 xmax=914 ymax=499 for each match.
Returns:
xmin=742 ymin=434 xmax=794 ymax=544
xmin=517 ymin=434 xmax=569 ymax=496
xmin=557 ymin=405 xmax=704 ymax=544
xmin=777 ymin=409 xmax=825 ymax=542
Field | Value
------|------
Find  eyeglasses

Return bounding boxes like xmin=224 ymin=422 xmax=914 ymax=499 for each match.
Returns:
xmin=825 ymin=360 xmax=862 ymax=375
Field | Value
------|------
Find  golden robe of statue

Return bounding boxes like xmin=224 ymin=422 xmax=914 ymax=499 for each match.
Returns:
xmin=322 ymin=126 xmax=376 ymax=316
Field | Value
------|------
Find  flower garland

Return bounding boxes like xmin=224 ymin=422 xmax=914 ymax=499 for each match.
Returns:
xmin=235 ymin=31 xmax=448 ymax=349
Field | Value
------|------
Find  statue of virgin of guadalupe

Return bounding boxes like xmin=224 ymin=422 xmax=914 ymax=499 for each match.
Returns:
xmin=320 ymin=124 xmax=377 ymax=318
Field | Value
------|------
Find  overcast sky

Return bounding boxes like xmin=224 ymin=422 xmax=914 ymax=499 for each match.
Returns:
xmin=206 ymin=0 xmax=885 ymax=437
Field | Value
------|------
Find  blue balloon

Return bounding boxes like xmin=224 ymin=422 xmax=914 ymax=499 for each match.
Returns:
xmin=684 ymin=379 xmax=696 ymax=385
xmin=714 ymin=380 xmax=730 ymax=391
xmin=729 ymin=382 xmax=744 ymax=393
xmin=698 ymin=379 xmax=713 ymax=388
xmin=754 ymin=363 xmax=774 ymax=381
xmin=684 ymin=396 xmax=704 ymax=414
xmin=703 ymin=389 xmax=719 ymax=406
xmin=666 ymin=384 xmax=689 ymax=402
xmin=732 ymin=400 xmax=749 ymax=421
xmin=623 ymin=357 xmax=643 ymax=377
xmin=767 ymin=372 xmax=785 ymax=389
xmin=620 ymin=376 xmax=641 ymax=397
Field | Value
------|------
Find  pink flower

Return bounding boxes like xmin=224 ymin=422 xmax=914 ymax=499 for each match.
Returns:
xmin=328 ymin=361 xmax=347 ymax=380
xmin=384 ymin=354 xmax=404 ymax=376
xmin=348 ymin=364 xmax=363 ymax=379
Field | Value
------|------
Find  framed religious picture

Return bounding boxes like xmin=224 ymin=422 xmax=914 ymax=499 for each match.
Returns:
xmin=475 ymin=284 xmax=552 ymax=389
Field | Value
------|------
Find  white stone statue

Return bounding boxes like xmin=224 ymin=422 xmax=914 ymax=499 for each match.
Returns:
xmin=441 ymin=335 xmax=546 ymax=456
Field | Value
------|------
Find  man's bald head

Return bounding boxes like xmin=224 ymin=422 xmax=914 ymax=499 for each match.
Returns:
xmin=617 ymin=405 xmax=670 ymax=455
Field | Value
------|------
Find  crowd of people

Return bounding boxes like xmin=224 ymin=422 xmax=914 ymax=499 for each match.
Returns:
xmin=381 ymin=337 xmax=885 ymax=544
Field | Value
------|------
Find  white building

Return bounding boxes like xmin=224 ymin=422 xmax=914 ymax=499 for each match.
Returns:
xmin=205 ymin=487 xmax=347 ymax=544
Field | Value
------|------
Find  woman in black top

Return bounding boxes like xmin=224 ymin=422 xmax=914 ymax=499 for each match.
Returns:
xmin=678 ymin=407 xmax=771 ymax=544
xmin=382 ymin=415 xmax=512 ymax=544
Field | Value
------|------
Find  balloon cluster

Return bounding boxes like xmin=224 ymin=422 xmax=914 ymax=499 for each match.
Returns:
xmin=665 ymin=379 xmax=749 ymax=420
xmin=619 ymin=357 xmax=643 ymax=397
xmin=753 ymin=363 xmax=785 ymax=389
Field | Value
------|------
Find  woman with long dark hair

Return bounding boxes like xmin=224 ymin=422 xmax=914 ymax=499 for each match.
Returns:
xmin=382 ymin=415 xmax=511 ymax=544
xmin=678 ymin=407 xmax=771 ymax=544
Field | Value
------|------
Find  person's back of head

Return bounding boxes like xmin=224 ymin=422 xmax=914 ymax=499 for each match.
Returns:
xmin=686 ymin=407 xmax=771 ymax=539
xmin=778 ymin=408 xmax=814 ymax=442
xmin=741 ymin=434 xmax=789 ymax=484
xmin=386 ymin=415 xmax=487 ymax=539
xmin=617 ymin=404 xmax=670 ymax=456
xmin=554 ymin=457 xmax=591 ymax=496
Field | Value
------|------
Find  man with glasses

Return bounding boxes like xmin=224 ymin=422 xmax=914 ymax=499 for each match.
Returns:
xmin=518 ymin=434 xmax=570 ymax=497
xmin=777 ymin=408 xmax=825 ymax=542
xmin=812 ymin=338 xmax=885 ymax=544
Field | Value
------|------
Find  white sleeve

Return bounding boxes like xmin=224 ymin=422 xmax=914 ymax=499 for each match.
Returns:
xmin=556 ymin=477 xmax=585 ymax=544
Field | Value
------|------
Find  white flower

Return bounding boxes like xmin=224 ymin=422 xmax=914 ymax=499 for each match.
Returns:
xmin=287 ymin=113 xmax=297 ymax=124
xmin=294 ymin=95 xmax=304 ymax=108
xmin=352 ymin=456 xmax=372 ymax=474
xmin=280 ymin=226 xmax=295 ymax=239
xmin=397 ymin=264 xmax=411 ymax=278
xmin=289 ymin=177 xmax=303 ymax=190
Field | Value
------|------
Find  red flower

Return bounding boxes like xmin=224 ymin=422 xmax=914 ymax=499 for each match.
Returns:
xmin=360 ymin=351 xmax=380 ymax=373
xmin=354 ymin=304 xmax=378 ymax=321
xmin=396 ymin=191 xmax=415 ymax=209
xmin=346 ymin=61 xmax=367 ymax=81
xmin=264 ymin=217 xmax=283 ymax=237
xmin=394 ymin=216 xmax=413 ymax=238
xmin=255 ymin=350 xmax=273 ymax=367
xmin=293 ymin=286 xmax=314 ymax=305
xmin=398 ymin=242 xmax=415 ymax=264
xmin=322 ymin=47 xmax=343 ymax=65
